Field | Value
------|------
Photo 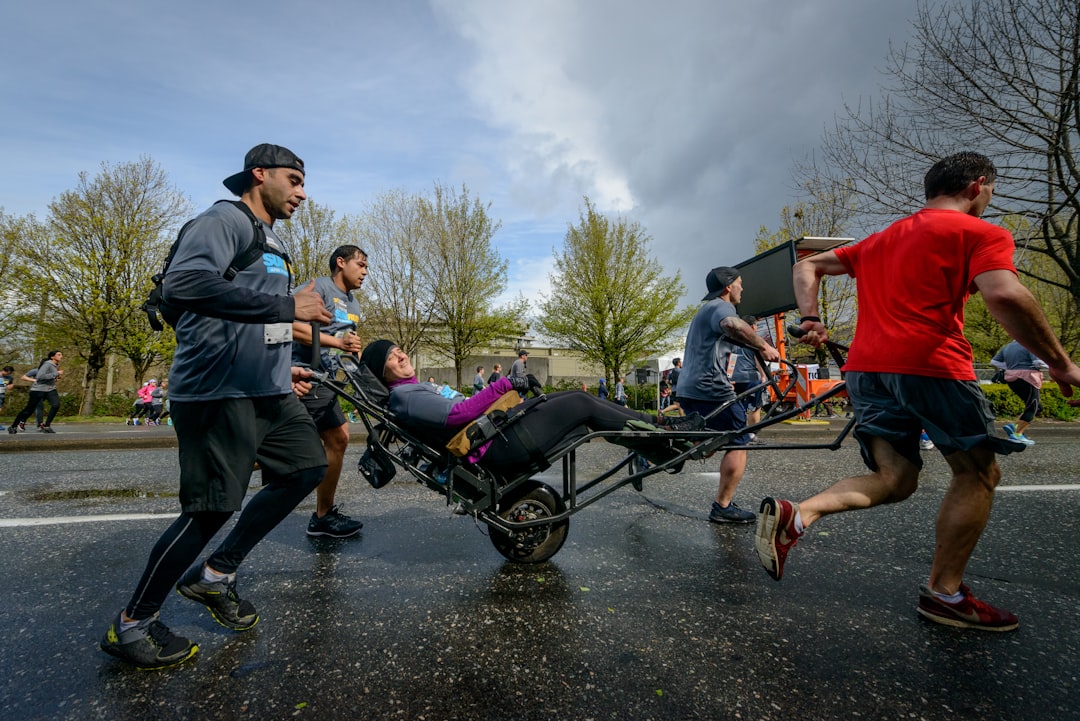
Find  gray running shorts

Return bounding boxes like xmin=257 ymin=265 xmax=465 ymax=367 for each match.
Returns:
xmin=846 ymin=371 xmax=1023 ymax=471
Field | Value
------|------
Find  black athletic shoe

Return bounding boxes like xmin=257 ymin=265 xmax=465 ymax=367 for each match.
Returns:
xmin=100 ymin=612 xmax=198 ymax=670
xmin=660 ymin=412 xmax=706 ymax=433
xmin=176 ymin=566 xmax=259 ymax=631
xmin=40 ymin=426 xmax=56 ymax=433
xmin=708 ymin=500 xmax=756 ymax=524
xmin=306 ymin=506 xmax=364 ymax=538
xmin=6 ymin=426 xmax=15 ymax=435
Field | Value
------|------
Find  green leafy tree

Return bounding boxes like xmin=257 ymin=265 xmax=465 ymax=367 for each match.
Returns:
xmin=19 ymin=158 xmax=189 ymax=413
xmin=801 ymin=0 xmax=1080 ymax=314
xmin=421 ymin=182 xmax=528 ymax=386
xmin=0 ymin=211 xmax=33 ymax=363
xmin=113 ymin=310 xmax=176 ymax=387
xmin=537 ymin=197 xmax=696 ymax=382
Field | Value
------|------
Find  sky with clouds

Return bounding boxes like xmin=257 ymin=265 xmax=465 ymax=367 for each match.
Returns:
xmin=1 ymin=0 xmax=917 ymax=308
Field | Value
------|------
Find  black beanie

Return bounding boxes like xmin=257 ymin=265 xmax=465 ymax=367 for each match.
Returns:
xmin=360 ymin=339 xmax=398 ymax=384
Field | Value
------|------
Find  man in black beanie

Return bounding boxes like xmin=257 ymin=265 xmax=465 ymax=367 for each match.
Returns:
xmin=679 ymin=267 xmax=779 ymax=523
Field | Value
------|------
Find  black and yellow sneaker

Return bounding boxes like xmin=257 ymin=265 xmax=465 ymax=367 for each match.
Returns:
xmin=176 ymin=566 xmax=259 ymax=631
xmin=100 ymin=612 xmax=197 ymax=670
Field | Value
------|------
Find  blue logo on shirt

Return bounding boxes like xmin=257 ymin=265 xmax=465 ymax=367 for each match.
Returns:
xmin=263 ymin=253 xmax=289 ymax=277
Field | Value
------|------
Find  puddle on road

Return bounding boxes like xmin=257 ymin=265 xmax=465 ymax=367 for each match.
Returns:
xmin=29 ymin=488 xmax=177 ymax=501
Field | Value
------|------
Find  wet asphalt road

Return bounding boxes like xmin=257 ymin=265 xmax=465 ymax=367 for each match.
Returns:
xmin=1 ymin=421 xmax=1079 ymax=721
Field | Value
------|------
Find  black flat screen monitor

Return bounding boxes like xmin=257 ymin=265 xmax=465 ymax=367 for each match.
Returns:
xmin=732 ymin=241 xmax=798 ymax=318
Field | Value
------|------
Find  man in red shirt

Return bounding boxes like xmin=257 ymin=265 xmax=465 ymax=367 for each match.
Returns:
xmin=755 ymin=152 xmax=1080 ymax=631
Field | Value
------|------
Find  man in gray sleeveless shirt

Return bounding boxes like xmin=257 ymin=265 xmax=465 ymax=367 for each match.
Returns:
xmin=100 ymin=144 xmax=332 ymax=670
xmin=292 ymin=245 xmax=369 ymax=538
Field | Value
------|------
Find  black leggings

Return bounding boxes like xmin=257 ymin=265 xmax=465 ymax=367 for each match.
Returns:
xmin=480 ymin=390 xmax=655 ymax=473
xmin=125 ymin=466 xmax=323 ymax=620
xmin=13 ymin=390 xmax=59 ymax=428
xmin=1007 ymin=379 xmax=1041 ymax=423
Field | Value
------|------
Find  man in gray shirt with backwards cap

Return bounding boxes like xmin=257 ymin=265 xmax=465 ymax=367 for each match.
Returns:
xmin=678 ymin=267 xmax=780 ymax=524
xmin=100 ymin=143 xmax=332 ymax=670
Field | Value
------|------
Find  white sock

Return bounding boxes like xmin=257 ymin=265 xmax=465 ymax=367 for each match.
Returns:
xmin=933 ymin=589 xmax=964 ymax=604
xmin=118 ymin=613 xmax=142 ymax=632
xmin=793 ymin=510 xmax=805 ymax=534
xmin=202 ymin=565 xmax=231 ymax=583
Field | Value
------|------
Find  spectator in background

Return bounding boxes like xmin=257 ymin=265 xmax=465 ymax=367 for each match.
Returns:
xmin=613 ymin=376 xmax=628 ymax=406
xmin=991 ymin=339 xmax=1048 ymax=446
xmin=0 ymin=365 xmax=13 ymax=431
xmin=668 ymin=358 xmax=682 ymax=402
xmin=473 ymin=366 xmax=486 ymax=394
xmin=9 ymin=351 xmax=63 ymax=434
xmin=487 ymin=364 xmax=503 ymax=385
xmin=510 ymin=350 xmax=528 ymax=381
xmin=16 ymin=367 xmax=46 ymax=429
xmin=147 ymin=380 xmax=167 ymax=425
xmin=597 ymin=378 xmax=608 ymax=400
xmin=128 ymin=381 xmax=154 ymax=425
xmin=658 ymin=381 xmax=672 ymax=412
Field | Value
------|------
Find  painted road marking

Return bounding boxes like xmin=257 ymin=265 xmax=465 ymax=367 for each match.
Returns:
xmin=0 ymin=513 xmax=169 ymax=528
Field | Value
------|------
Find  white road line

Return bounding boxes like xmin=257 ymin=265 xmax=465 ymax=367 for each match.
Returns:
xmin=0 ymin=513 xmax=170 ymax=528
xmin=996 ymin=484 xmax=1080 ymax=492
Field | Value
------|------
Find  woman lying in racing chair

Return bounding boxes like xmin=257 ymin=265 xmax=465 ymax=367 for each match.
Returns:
xmin=359 ymin=339 xmax=705 ymax=476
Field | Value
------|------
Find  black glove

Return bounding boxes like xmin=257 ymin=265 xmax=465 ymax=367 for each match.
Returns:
xmin=526 ymin=373 xmax=544 ymax=396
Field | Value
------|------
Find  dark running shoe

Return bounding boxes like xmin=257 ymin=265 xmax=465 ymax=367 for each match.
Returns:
xmin=176 ymin=566 xmax=259 ymax=631
xmin=40 ymin=426 xmax=56 ymax=433
xmin=755 ymin=497 xmax=802 ymax=580
xmin=661 ymin=412 xmax=706 ymax=433
xmin=917 ymin=584 xmax=1019 ymax=632
xmin=306 ymin=505 xmax=364 ymax=538
xmin=6 ymin=426 xmax=15 ymax=435
xmin=100 ymin=612 xmax=198 ymax=670
xmin=708 ymin=500 xmax=755 ymax=524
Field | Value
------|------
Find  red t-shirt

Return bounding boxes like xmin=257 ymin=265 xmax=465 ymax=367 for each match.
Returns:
xmin=835 ymin=208 xmax=1016 ymax=380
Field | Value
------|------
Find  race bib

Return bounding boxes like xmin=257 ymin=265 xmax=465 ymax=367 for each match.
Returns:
xmin=264 ymin=323 xmax=293 ymax=345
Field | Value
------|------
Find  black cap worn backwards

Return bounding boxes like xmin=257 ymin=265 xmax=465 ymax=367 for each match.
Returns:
xmin=222 ymin=143 xmax=305 ymax=195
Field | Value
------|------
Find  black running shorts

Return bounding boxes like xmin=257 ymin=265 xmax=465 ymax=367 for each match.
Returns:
xmin=300 ymin=385 xmax=348 ymax=432
xmin=171 ymin=394 xmax=325 ymax=512
xmin=677 ymin=397 xmax=750 ymax=446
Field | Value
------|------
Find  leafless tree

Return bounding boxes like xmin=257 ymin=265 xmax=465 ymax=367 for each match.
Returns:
xmin=802 ymin=0 xmax=1080 ymax=307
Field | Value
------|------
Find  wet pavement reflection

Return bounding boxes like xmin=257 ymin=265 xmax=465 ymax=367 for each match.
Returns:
xmin=1 ymin=423 xmax=1078 ymax=720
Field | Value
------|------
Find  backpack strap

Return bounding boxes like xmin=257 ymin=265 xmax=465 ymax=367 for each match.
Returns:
xmin=143 ymin=200 xmax=295 ymax=330
xmin=218 ymin=200 xmax=293 ymax=291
